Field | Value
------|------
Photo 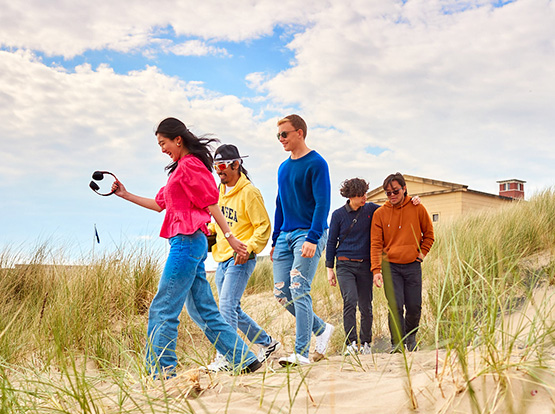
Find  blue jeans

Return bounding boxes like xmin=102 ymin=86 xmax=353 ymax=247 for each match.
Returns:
xmin=215 ymin=257 xmax=272 ymax=346
xmin=272 ymin=229 xmax=327 ymax=357
xmin=145 ymin=231 xmax=258 ymax=377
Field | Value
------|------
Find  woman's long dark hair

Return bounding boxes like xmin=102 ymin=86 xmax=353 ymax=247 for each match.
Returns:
xmin=155 ymin=117 xmax=219 ymax=174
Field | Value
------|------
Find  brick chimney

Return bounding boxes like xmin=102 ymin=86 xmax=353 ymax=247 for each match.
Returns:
xmin=497 ymin=179 xmax=526 ymax=199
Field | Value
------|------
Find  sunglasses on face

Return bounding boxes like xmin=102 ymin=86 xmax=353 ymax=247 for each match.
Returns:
xmin=386 ymin=188 xmax=403 ymax=197
xmin=214 ymin=160 xmax=236 ymax=172
xmin=276 ymin=130 xmax=298 ymax=140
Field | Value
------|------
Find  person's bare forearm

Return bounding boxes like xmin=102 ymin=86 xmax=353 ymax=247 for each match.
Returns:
xmin=112 ymin=180 xmax=162 ymax=212
xmin=122 ymin=193 xmax=162 ymax=211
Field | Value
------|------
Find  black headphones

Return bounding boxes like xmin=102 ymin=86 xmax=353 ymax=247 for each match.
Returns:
xmin=89 ymin=170 xmax=118 ymax=196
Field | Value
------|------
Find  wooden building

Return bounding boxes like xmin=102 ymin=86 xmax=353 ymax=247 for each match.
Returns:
xmin=366 ymin=175 xmax=525 ymax=224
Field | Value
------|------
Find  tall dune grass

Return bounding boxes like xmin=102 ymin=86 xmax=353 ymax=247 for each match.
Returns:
xmin=1 ymin=189 xmax=554 ymax=413
xmin=421 ymin=189 xmax=555 ymax=412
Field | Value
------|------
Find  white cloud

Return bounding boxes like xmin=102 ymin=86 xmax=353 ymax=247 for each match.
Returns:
xmin=258 ymin=0 xmax=555 ymax=194
xmin=245 ymin=72 xmax=270 ymax=92
xmin=0 ymin=49 xmax=282 ymax=189
xmin=168 ymin=40 xmax=230 ymax=57
xmin=0 ymin=0 xmax=329 ymax=57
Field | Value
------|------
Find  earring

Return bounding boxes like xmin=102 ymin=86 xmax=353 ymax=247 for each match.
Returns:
xmin=177 ymin=143 xmax=181 ymax=146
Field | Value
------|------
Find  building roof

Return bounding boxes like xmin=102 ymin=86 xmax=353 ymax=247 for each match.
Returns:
xmin=496 ymin=179 xmax=527 ymax=184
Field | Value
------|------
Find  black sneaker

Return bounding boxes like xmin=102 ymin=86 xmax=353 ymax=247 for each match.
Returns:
xmin=240 ymin=358 xmax=262 ymax=374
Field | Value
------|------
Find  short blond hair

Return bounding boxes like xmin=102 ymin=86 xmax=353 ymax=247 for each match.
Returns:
xmin=277 ymin=114 xmax=307 ymax=139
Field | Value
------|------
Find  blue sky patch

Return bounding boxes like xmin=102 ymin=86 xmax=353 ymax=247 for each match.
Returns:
xmin=31 ymin=26 xmax=298 ymax=99
xmin=365 ymin=145 xmax=388 ymax=156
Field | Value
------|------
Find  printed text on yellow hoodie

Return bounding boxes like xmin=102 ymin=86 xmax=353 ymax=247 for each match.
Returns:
xmin=209 ymin=173 xmax=271 ymax=262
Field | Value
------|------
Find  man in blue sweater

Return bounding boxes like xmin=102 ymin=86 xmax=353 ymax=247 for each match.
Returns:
xmin=270 ymin=114 xmax=334 ymax=366
xmin=326 ymin=178 xmax=379 ymax=356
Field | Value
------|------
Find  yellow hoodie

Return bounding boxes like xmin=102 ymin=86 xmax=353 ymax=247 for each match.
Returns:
xmin=370 ymin=195 xmax=434 ymax=273
xmin=209 ymin=173 xmax=271 ymax=262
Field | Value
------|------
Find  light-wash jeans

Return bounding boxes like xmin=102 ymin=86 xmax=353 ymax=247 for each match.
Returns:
xmin=145 ymin=231 xmax=258 ymax=377
xmin=215 ymin=257 xmax=272 ymax=347
xmin=272 ymin=229 xmax=328 ymax=357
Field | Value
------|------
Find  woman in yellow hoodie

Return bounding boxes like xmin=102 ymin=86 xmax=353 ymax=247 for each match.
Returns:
xmin=205 ymin=144 xmax=281 ymax=372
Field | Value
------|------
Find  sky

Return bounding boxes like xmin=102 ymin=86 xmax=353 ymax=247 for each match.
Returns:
xmin=1 ymin=0 xmax=554 ymax=267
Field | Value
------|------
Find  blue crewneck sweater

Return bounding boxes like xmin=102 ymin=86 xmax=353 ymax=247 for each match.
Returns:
xmin=272 ymin=150 xmax=331 ymax=245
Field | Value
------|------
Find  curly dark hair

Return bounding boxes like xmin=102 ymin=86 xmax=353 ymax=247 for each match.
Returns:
xmin=339 ymin=178 xmax=369 ymax=198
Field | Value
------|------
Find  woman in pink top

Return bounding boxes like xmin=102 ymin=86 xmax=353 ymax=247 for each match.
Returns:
xmin=112 ymin=117 xmax=262 ymax=377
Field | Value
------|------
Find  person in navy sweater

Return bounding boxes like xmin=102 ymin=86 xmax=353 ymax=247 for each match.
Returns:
xmin=326 ymin=178 xmax=421 ymax=355
xmin=326 ymin=178 xmax=378 ymax=355
xmin=270 ymin=114 xmax=335 ymax=366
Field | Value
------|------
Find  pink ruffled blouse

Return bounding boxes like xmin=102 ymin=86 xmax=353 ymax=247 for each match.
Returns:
xmin=155 ymin=154 xmax=219 ymax=239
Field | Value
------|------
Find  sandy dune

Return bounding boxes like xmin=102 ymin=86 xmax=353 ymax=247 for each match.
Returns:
xmin=137 ymin=345 xmax=554 ymax=414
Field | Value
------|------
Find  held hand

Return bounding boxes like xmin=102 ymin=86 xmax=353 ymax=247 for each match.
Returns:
xmin=111 ymin=180 xmax=127 ymax=198
xmin=327 ymin=268 xmax=337 ymax=287
xmin=234 ymin=251 xmax=249 ymax=265
xmin=412 ymin=195 xmax=421 ymax=206
xmin=374 ymin=272 xmax=383 ymax=288
xmin=112 ymin=180 xmax=130 ymax=199
xmin=416 ymin=252 xmax=425 ymax=263
xmin=301 ymin=241 xmax=316 ymax=258
xmin=270 ymin=246 xmax=275 ymax=262
xmin=228 ymin=235 xmax=248 ymax=258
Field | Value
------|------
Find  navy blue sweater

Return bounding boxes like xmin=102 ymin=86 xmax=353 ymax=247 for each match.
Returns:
xmin=325 ymin=201 xmax=380 ymax=268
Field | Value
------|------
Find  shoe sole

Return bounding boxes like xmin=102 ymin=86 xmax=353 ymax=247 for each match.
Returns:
xmin=278 ymin=360 xmax=295 ymax=367
xmin=207 ymin=365 xmax=231 ymax=373
xmin=278 ymin=360 xmax=309 ymax=367
xmin=312 ymin=352 xmax=325 ymax=362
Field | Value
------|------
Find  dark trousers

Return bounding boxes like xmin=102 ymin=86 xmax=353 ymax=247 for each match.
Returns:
xmin=336 ymin=261 xmax=373 ymax=345
xmin=383 ymin=261 xmax=422 ymax=347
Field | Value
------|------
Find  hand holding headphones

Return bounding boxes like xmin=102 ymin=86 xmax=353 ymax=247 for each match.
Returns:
xmin=89 ymin=171 xmax=119 ymax=196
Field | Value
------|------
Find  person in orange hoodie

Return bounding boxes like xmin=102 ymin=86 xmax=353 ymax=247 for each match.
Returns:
xmin=371 ymin=172 xmax=434 ymax=353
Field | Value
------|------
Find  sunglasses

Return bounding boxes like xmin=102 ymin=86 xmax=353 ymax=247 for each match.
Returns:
xmin=386 ymin=188 xmax=403 ymax=197
xmin=214 ymin=160 xmax=237 ymax=172
xmin=276 ymin=130 xmax=298 ymax=140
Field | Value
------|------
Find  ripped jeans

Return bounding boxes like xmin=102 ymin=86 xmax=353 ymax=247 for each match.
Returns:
xmin=272 ymin=229 xmax=327 ymax=357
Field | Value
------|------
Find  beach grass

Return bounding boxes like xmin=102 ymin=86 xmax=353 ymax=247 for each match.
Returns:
xmin=1 ymin=189 xmax=554 ymax=413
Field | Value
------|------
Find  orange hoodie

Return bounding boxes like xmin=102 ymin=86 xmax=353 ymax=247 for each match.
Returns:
xmin=370 ymin=195 xmax=434 ymax=273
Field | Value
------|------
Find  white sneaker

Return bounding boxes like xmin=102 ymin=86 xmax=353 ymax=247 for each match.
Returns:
xmin=278 ymin=353 xmax=310 ymax=367
xmin=257 ymin=338 xmax=281 ymax=362
xmin=205 ymin=353 xmax=231 ymax=372
xmin=361 ymin=342 xmax=372 ymax=355
xmin=314 ymin=323 xmax=335 ymax=355
xmin=344 ymin=341 xmax=359 ymax=356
